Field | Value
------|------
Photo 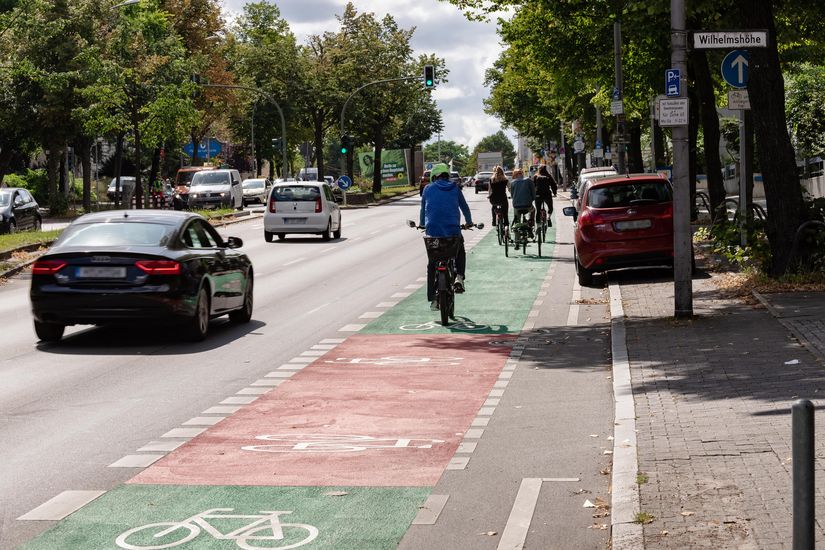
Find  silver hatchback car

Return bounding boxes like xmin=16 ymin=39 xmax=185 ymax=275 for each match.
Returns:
xmin=263 ymin=182 xmax=342 ymax=242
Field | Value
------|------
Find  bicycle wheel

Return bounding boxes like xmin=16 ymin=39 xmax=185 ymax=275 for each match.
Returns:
xmin=116 ymin=522 xmax=199 ymax=549
xmin=537 ymin=234 xmax=542 ymax=257
xmin=496 ymin=221 xmax=503 ymax=245
xmin=448 ymin=290 xmax=456 ymax=320
xmin=437 ymin=273 xmax=450 ymax=326
xmin=504 ymin=228 xmax=509 ymax=257
xmin=238 ymin=523 xmax=319 ymax=550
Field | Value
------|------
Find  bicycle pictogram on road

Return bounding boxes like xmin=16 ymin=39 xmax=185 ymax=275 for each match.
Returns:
xmin=323 ymin=356 xmax=463 ymax=367
xmin=399 ymin=321 xmax=490 ymax=331
xmin=116 ymin=508 xmax=318 ymax=549
xmin=241 ymin=434 xmax=445 ymax=453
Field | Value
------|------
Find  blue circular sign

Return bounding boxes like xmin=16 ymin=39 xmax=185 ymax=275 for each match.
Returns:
xmin=721 ymin=50 xmax=749 ymax=89
xmin=336 ymin=175 xmax=353 ymax=190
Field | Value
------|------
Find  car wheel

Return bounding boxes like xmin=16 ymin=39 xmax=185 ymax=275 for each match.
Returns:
xmin=575 ymin=254 xmax=594 ymax=287
xmin=34 ymin=320 xmax=64 ymax=343
xmin=475 ymin=188 xmax=479 ymax=194
xmin=264 ymin=230 xmax=274 ymax=242
xmin=321 ymin=219 xmax=332 ymax=241
xmin=8 ymin=219 xmax=16 ymax=233
xmin=185 ymin=286 xmax=210 ymax=342
xmin=333 ymin=216 xmax=342 ymax=239
xmin=277 ymin=233 xmax=285 ymax=240
xmin=229 ymin=274 xmax=253 ymax=323
xmin=236 ymin=198 xmax=243 ymax=211
xmin=34 ymin=216 xmax=42 ymax=231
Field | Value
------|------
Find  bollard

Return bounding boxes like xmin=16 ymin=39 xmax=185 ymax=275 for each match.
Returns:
xmin=792 ymin=399 xmax=815 ymax=550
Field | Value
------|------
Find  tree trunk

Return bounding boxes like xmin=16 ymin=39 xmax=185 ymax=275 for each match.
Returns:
xmin=78 ymin=137 xmax=92 ymax=212
xmin=654 ymin=123 xmax=666 ymax=167
xmin=409 ymin=145 xmax=417 ymax=189
xmin=47 ymin=141 xmax=62 ymax=215
xmin=372 ymin=130 xmax=384 ymax=195
xmin=190 ymin=132 xmax=200 ymax=166
xmin=0 ymin=147 xmax=14 ymax=186
xmin=114 ymin=134 xmax=124 ymax=209
xmin=628 ymin=122 xmax=643 ymax=173
xmin=691 ymin=48 xmax=726 ymax=224
xmin=314 ymin=115 xmax=325 ymax=180
xmin=688 ymin=74 xmax=700 ymax=221
xmin=149 ymin=147 xmax=160 ymax=208
xmin=134 ymin=122 xmax=142 ymax=209
xmin=740 ymin=0 xmax=806 ymax=275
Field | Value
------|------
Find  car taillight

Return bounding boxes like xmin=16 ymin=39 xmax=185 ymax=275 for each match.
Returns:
xmin=269 ymin=199 xmax=277 ymax=213
xmin=658 ymin=204 xmax=673 ymax=220
xmin=135 ymin=260 xmax=181 ymax=275
xmin=315 ymin=197 xmax=322 ymax=213
xmin=32 ymin=260 xmax=66 ymax=275
xmin=578 ymin=209 xmax=610 ymax=231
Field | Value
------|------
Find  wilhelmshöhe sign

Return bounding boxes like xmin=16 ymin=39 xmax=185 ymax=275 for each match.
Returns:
xmin=692 ymin=31 xmax=768 ymax=49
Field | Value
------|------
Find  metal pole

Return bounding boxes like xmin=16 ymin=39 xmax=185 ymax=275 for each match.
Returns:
xmin=738 ymin=110 xmax=747 ymax=246
xmin=559 ymin=120 xmax=567 ymax=189
xmin=614 ymin=21 xmax=627 ymax=175
xmin=671 ymin=0 xmax=693 ymax=318
xmin=792 ymin=399 xmax=815 ymax=550
xmin=595 ymin=103 xmax=603 ymax=168
xmin=251 ymin=102 xmax=256 ymax=176
xmin=650 ymin=97 xmax=657 ymax=173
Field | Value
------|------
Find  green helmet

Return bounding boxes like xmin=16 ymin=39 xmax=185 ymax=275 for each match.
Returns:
xmin=430 ymin=163 xmax=450 ymax=182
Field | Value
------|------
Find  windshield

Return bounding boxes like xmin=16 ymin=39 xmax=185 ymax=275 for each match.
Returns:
xmin=243 ymin=180 xmax=265 ymax=189
xmin=191 ymin=172 xmax=230 ymax=186
xmin=57 ymin=222 xmax=174 ymax=247
xmin=271 ymin=186 xmax=321 ymax=201
xmin=108 ymin=178 xmax=135 ymax=189
xmin=0 ymin=191 xmax=10 ymax=207
xmin=588 ymin=181 xmax=672 ymax=208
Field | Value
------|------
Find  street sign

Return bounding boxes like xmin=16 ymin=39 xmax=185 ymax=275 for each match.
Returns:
xmin=610 ymin=100 xmax=624 ymax=115
xmin=692 ymin=30 xmax=768 ymax=50
xmin=573 ymin=140 xmax=585 ymax=153
xmin=595 ymin=140 xmax=602 ymax=149
xmin=721 ymin=50 xmax=749 ymax=88
xmin=336 ymin=175 xmax=353 ymax=190
xmin=425 ymin=162 xmax=433 ymax=170
xmin=658 ymin=98 xmax=689 ymax=127
xmin=728 ymin=89 xmax=751 ymax=110
xmin=593 ymin=148 xmax=604 ymax=159
xmin=612 ymin=87 xmax=620 ymax=100
xmin=665 ymin=68 xmax=681 ymax=97
xmin=183 ymin=138 xmax=222 ymax=158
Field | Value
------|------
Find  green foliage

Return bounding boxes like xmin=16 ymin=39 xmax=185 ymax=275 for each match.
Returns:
xmin=469 ymin=131 xmax=516 ymax=170
xmin=0 ymin=229 xmax=62 ymax=254
xmin=3 ymin=168 xmax=48 ymax=203
xmin=786 ymin=63 xmax=825 ymax=160
xmin=699 ymin=218 xmax=772 ymax=273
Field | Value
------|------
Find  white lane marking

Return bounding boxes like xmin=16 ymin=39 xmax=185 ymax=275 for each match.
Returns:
xmin=391 ymin=292 xmax=411 ymax=298
xmin=318 ymin=247 xmax=335 ymax=254
xmin=368 ymin=230 xmax=381 ymax=236
xmin=456 ymin=442 xmax=477 ymax=453
xmin=221 ymin=396 xmax=258 ymax=405
xmin=275 ymin=365 xmax=304 ymax=371
xmin=494 ymin=380 xmax=509 ymax=388
xmin=416 ymin=277 xmax=427 ymax=282
xmin=266 ymin=371 xmax=295 ymax=378
xmin=250 ymin=379 xmax=284 ymax=387
xmin=289 ymin=357 xmax=314 ymax=363
xmin=534 ymin=300 xmax=544 ymax=306
xmin=446 ymin=456 xmax=470 ymax=470
xmin=477 ymin=407 xmax=495 ymax=416
xmin=236 ymin=387 xmax=271 ymax=395
xmin=523 ymin=321 xmax=535 ymax=330
xmin=411 ymin=494 xmax=450 ymax=525
xmin=283 ymin=257 xmax=305 ymax=266
xmin=489 ymin=389 xmax=505 ymax=397
xmin=202 ymin=405 xmax=242 ymax=415
xmin=568 ymin=278 xmax=582 ymax=326
xmin=108 ymin=455 xmax=164 ymax=468
xmin=162 ymin=427 xmax=205 ymax=438
xmin=464 ymin=428 xmax=484 ymax=439
xmin=359 ymin=311 xmax=384 ymax=319
xmin=301 ymin=350 xmax=327 ymax=356
xmin=404 ymin=284 xmax=421 ymax=290
xmin=472 ymin=417 xmax=490 ymax=427
xmin=321 ymin=338 xmax=346 ymax=344
xmin=499 ymin=371 xmax=514 ymax=379
xmin=537 ymin=291 xmax=548 ymax=297
xmin=497 ymin=479 xmax=544 ymax=550
xmin=182 ymin=416 xmax=225 ymax=426
xmin=138 ymin=440 xmax=187 ymax=452
xmin=311 ymin=344 xmax=337 ymax=350
xmin=307 ymin=303 xmax=329 ymax=315
xmin=18 ymin=490 xmax=106 ymax=521
xmin=484 ymin=398 xmax=500 ymax=407
xmin=339 ymin=324 xmax=366 ymax=332
xmin=376 ymin=301 xmax=399 ymax=308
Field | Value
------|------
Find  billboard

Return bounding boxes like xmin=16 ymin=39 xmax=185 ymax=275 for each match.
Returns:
xmin=358 ymin=149 xmax=409 ymax=187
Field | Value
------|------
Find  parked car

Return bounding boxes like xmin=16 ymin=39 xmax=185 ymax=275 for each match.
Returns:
xmin=241 ymin=178 xmax=271 ymax=206
xmin=419 ymin=170 xmax=431 ymax=195
xmin=29 ymin=210 xmax=253 ymax=343
xmin=188 ymin=169 xmax=243 ymax=211
xmin=473 ymin=171 xmax=494 ymax=194
xmin=173 ymin=166 xmax=214 ymax=210
xmin=564 ymin=173 xmax=674 ymax=286
xmin=106 ymin=176 xmax=136 ymax=203
xmin=450 ymin=171 xmax=462 ymax=186
xmin=264 ymin=182 xmax=342 ymax=242
xmin=572 ymin=167 xmax=617 ymax=200
xmin=0 ymin=187 xmax=41 ymax=233
xmin=324 ymin=176 xmax=335 ymax=186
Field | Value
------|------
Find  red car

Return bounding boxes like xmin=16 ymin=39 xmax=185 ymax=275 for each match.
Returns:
xmin=563 ymin=173 xmax=674 ymax=286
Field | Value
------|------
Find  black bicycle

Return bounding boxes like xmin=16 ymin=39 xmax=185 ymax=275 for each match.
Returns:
xmin=493 ymin=204 xmax=510 ymax=256
xmin=408 ymin=221 xmax=483 ymax=326
xmin=511 ymin=209 xmax=535 ymax=257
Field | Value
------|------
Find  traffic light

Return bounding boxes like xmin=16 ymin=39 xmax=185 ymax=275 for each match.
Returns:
xmin=423 ymin=65 xmax=435 ymax=89
xmin=340 ymin=135 xmax=352 ymax=155
xmin=271 ymin=137 xmax=282 ymax=149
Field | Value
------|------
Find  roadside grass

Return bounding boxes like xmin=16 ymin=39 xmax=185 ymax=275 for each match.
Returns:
xmin=634 ymin=511 xmax=655 ymax=524
xmin=374 ymin=186 xmax=416 ymax=200
xmin=0 ymin=229 xmax=62 ymax=253
xmin=192 ymin=207 xmax=235 ymax=219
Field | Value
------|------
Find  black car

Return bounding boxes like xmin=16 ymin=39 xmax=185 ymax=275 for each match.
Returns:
xmin=0 ymin=187 xmax=42 ymax=234
xmin=473 ymin=171 xmax=493 ymax=194
xmin=30 ymin=210 xmax=253 ymax=343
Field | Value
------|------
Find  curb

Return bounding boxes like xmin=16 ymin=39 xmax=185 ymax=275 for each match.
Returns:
xmin=752 ymin=290 xmax=825 ymax=365
xmin=608 ymin=281 xmax=644 ymax=549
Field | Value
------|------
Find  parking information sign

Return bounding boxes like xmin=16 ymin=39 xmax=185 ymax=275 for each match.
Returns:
xmin=336 ymin=175 xmax=353 ymax=190
xmin=658 ymin=98 xmax=689 ymax=127
xmin=665 ymin=68 xmax=680 ymax=97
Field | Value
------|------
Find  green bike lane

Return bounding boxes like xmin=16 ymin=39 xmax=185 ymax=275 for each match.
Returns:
xmin=21 ymin=227 xmax=555 ymax=550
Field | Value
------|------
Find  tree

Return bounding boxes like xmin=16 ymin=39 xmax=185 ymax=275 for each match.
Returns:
xmin=786 ymin=63 xmax=825 ymax=164
xmin=424 ymin=140 xmax=468 ymax=169
xmin=469 ymin=131 xmax=516 ymax=171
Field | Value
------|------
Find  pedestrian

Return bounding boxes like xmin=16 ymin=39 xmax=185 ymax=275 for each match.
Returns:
xmin=488 ymin=165 xmax=510 ymax=227
xmin=533 ymin=164 xmax=557 ymax=227
xmin=510 ymin=168 xmax=536 ymax=238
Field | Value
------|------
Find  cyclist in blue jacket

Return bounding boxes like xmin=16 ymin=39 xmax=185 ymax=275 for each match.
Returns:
xmin=419 ymin=163 xmax=473 ymax=310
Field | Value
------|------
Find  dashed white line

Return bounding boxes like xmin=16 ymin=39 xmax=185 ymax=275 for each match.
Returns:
xmin=321 ymin=338 xmax=346 ymax=344
xmin=446 ymin=457 xmax=470 ymax=470
xmin=464 ymin=428 xmax=484 ymax=439
xmin=359 ymin=311 xmax=384 ymax=319
xmin=472 ymin=417 xmax=490 ymax=427
xmin=250 ymin=379 xmax=284 ymax=387
xmin=18 ymin=491 xmax=106 ymax=521
xmin=477 ymin=407 xmax=496 ymax=415
xmin=182 ymin=416 xmax=225 ymax=426
xmin=376 ymin=301 xmax=399 ymax=308
xmin=311 ymin=344 xmax=337 ymax=350
xmin=109 ymin=455 xmax=164 ymax=468
xmin=202 ymin=405 xmax=242 ymax=415
xmin=236 ymin=387 xmax=271 ymax=395
xmin=339 ymin=324 xmax=366 ymax=332
xmin=300 ymin=350 xmax=327 ymax=356
xmin=391 ymin=292 xmax=411 ymax=298
xmin=221 ymin=396 xmax=258 ymax=405
xmin=137 ymin=440 xmax=186 ymax=452
xmin=411 ymin=494 xmax=450 ymax=525
xmin=162 ymin=427 xmax=205 ymax=438
xmin=457 ymin=442 xmax=478 ymax=453
xmin=266 ymin=371 xmax=295 ymax=378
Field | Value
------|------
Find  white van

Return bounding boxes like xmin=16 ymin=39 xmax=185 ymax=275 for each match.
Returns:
xmin=297 ymin=167 xmax=319 ymax=181
xmin=188 ymin=169 xmax=243 ymax=210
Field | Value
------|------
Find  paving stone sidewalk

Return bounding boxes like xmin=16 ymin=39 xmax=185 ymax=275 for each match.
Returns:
xmin=618 ymin=273 xmax=825 ymax=549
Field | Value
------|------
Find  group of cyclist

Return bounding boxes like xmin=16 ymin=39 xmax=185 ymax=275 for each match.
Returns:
xmin=417 ymin=161 xmax=558 ymax=312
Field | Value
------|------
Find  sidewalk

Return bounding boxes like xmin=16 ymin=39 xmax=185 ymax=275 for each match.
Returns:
xmin=615 ymin=272 xmax=825 ymax=548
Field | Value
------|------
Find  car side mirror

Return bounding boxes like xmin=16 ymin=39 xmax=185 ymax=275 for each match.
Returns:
xmin=562 ymin=206 xmax=577 ymax=221
xmin=225 ymin=236 xmax=243 ymax=249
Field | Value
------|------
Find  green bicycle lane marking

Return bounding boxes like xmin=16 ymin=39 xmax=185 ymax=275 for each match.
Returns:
xmin=361 ymin=217 xmax=556 ymax=335
xmin=21 ymin=485 xmax=428 ymax=550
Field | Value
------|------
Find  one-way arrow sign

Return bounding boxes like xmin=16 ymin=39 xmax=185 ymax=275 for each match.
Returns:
xmin=721 ymin=50 xmax=749 ymax=88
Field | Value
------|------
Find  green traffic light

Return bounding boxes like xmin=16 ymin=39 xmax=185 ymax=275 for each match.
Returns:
xmin=341 ymin=147 xmax=348 ymax=154
xmin=426 ymin=80 xmax=433 ymax=86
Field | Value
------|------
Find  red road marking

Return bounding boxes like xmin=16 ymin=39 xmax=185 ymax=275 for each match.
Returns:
xmin=130 ymin=334 xmax=514 ymax=487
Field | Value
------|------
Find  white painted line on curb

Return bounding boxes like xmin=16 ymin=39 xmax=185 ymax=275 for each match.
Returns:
xmin=108 ymin=454 xmax=164 ymax=468
xmin=494 ymin=380 xmax=509 ymax=388
xmin=289 ymin=356 xmax=315 ymax=363
xmin=416 ymin=277 xmax=427 ymax=282
xmin=567 ymin=278 xmax=582 ymax=326
xmin=464 ymin=428 xmax=484 ymax=439
xmin=221 ymin=396 xmax=258 ymax=405
xmin=320 ymin=338 xmax=346 ymax=344
xmin=477 ymin=407 xmax=495 ymax=416
xmin=266 ymin=371 xmax=295 ymax=378
xmin=391 ymin=292 xmax=411 ymax=298
xmin=499 ymin=371 xmax=513 ymax=379
xmin=446 ymin=457 xmax=470 ymax=470
xmin=182 ymin=416 xmax=225 ymax=426
xmin=489 ymin=389 xmax=505 ymax=397
xmin=18 ymin=490 xmax=106 ymax=521
xmin=338 ymin=324 xmax=366 ymax=332
xmin=202 ymin=405 xmax=242 ymax=415
xmin=250 ymin=379 xmax=284 ymax=387
xmin=300 ymin=350 xmax=327 ymax=357
xmin=311 ymin=344 xmax=337 ymax=350
xmin=472 ymin=417 xmax=490 ymax=427
xmin=376 ymin=301 xmax=399 ymax=308
xmin=236 ymin=387 xmax=271 ymax=395
xmin=161 ymin=427 xmax=205 ymax=438
xmin=404 ymin=284 xmax=421 ymax=290
xmin=411 ymin=494 xmax=449 ymax=525
xmin=359 ymin=311 xmax=384 ymax=319
xmin=496 ymin=478 xmax=543 ymax=550
xmin=274 ymin=365 xmax=303 ymax=372
xmin=457 ymin=441 xmax=477 ymax=453
xmin=483 ymin=398 xmax=500 ymax=407
xmin=138 ymin=440 xmax=186 ymax=452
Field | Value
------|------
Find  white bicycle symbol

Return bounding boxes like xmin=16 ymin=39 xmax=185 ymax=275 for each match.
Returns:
xmin=323 ymin=356 xmax=463 ymax=366
xmin=242 ymin=434 xmax=445 ymax=453
xmin=115 ymin=508 xmax=318 ymax=550
xmin=399 ymin=321 xmax=490 ymax=331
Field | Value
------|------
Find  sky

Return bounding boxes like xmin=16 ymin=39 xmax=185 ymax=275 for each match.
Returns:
xmin=220 ymin=0 xmax=516 ymax=151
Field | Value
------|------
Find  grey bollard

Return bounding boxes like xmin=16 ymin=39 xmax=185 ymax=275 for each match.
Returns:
xmin=792 ymin=399 xmax=815 ymax=550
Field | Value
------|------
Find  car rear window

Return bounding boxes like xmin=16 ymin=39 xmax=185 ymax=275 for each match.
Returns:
xmin=57 ymin=222 xmax=174 ymax=247
xmin=272 ymin=186 xmax=321 ymax=201
xmin=588 ymin=180 xmax=672 ymax=208
xmin=243 ymin=180 xmax=265 ymax=189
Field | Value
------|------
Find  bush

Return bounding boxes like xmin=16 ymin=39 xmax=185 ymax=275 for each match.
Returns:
xmin=3 ymin=169 xmax=49 ymax=204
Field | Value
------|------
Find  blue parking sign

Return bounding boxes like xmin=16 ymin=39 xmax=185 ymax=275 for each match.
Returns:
xmin=665 ymin=68 xmax=680 ymax=97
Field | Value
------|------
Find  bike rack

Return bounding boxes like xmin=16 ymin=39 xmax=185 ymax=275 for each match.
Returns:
xmin=788 ymin=220 xmax=825 ymax=267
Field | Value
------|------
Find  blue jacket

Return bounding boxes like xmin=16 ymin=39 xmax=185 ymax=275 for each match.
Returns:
xmin=510 ymin=177 xmax=535 ymax=209
xmin=420 ymin=179 xmax=472 ymax=237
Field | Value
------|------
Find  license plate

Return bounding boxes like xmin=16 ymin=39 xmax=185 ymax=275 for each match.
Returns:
xmin=284 ymin=218 xmax=307 ymax=224
xmin=614 ymin=219 xmax=652 ymax=231
xmin=77 ymin=266 xmax=127 ymax=278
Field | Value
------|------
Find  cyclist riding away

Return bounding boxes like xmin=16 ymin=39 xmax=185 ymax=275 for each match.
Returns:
xmin=533 ymin=164 xmax=557 ymax=226
xmin=419 ymin=163 xmax=473 ymax=311
xmin=510 ymin=168 xmax=536 ymax=238
xmin=488 ymin=165 xmax=510 ymax=227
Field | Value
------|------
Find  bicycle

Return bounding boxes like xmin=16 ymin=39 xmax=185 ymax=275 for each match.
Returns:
xmin=408 ymin=220 xmax=483 ymax=326
xmin=116 ymin=508 xmax=318 ymax=550
xmin=492 ymin=203 xmax=511 ymax=257
xmin=510 ymin=209 xmax=533 ymax=256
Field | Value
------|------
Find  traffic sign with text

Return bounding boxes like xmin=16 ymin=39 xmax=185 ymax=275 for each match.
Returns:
xmin=692 ymin=30 xmax=768 ymax=49
xmin=658 ymin=98 xmax=689 ymax=127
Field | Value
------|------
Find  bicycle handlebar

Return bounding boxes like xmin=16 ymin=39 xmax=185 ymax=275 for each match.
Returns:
xmin=407 ymin=220 xmax=484 ymax=231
